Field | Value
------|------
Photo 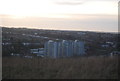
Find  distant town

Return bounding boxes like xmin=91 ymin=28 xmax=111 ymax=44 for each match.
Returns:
xmin=2 ymin=27 xmax=120 ymax=58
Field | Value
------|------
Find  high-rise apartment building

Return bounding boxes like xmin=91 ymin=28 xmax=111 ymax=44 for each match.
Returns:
xmin=44 ymin=40 xmax=85 ymax=58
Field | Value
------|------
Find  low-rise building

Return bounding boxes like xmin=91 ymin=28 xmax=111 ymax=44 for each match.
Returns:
xmin=30 ymin=48 xmax=44 ymax=57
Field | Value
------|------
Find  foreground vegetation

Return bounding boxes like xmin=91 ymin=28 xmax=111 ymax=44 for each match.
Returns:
xmin=2 ymin=56 xmax=118 ymax=79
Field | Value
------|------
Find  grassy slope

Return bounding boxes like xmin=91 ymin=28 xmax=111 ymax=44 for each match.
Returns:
xmin=2 ymin=56 xmax=118 ymax=79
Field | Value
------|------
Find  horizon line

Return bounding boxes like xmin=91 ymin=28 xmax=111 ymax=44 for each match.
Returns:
xmin=0 ymin=26 xmax=118 ymax=34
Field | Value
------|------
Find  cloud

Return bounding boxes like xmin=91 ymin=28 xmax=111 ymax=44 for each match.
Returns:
xmin=55 ymin=2 xmax=83 ymax=5
xmin=0 ymin=14 xmax=117 ymax=32
xmin=54 ymin=0 xmax=84 ymax=5
xmin=54 ymin=0 xmax=119 ymax=5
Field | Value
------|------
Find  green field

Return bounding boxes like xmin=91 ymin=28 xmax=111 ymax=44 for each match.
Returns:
xmin=2 ymin=56 xmax=118 ymax=79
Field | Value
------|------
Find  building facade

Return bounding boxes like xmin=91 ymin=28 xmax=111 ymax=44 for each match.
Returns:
xmin=44 ymin=40 xmax=85 ymax=58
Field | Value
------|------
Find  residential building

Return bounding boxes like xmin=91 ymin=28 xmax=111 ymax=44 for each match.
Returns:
xmin=44 ymin=40 xmax=85 ymax=58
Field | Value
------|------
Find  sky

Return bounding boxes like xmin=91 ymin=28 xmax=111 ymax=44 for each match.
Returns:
xmin=0 ymin=0 xmax=119 ymax=32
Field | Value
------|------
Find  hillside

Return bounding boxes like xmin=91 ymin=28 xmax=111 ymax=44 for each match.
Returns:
xmin=2 ymin=56 xmax=118 ymax=79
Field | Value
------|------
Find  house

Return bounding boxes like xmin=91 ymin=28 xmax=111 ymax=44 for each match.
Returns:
xmin=30 ymin=48 xmax=44 ymax=57
xmin=110 ymin=51 xmax=120 ymax=56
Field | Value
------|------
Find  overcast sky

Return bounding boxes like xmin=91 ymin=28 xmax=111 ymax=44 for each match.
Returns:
xmin=0 ymin=0 xmax=119 ymax=32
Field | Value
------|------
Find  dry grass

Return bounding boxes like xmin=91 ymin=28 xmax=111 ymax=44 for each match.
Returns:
xmin=2 ymin=56 xmax=118 ymax=79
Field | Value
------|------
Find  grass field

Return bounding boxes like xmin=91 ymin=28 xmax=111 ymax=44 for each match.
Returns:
xmin=2 ymin=56 xmax=118 ymax=79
